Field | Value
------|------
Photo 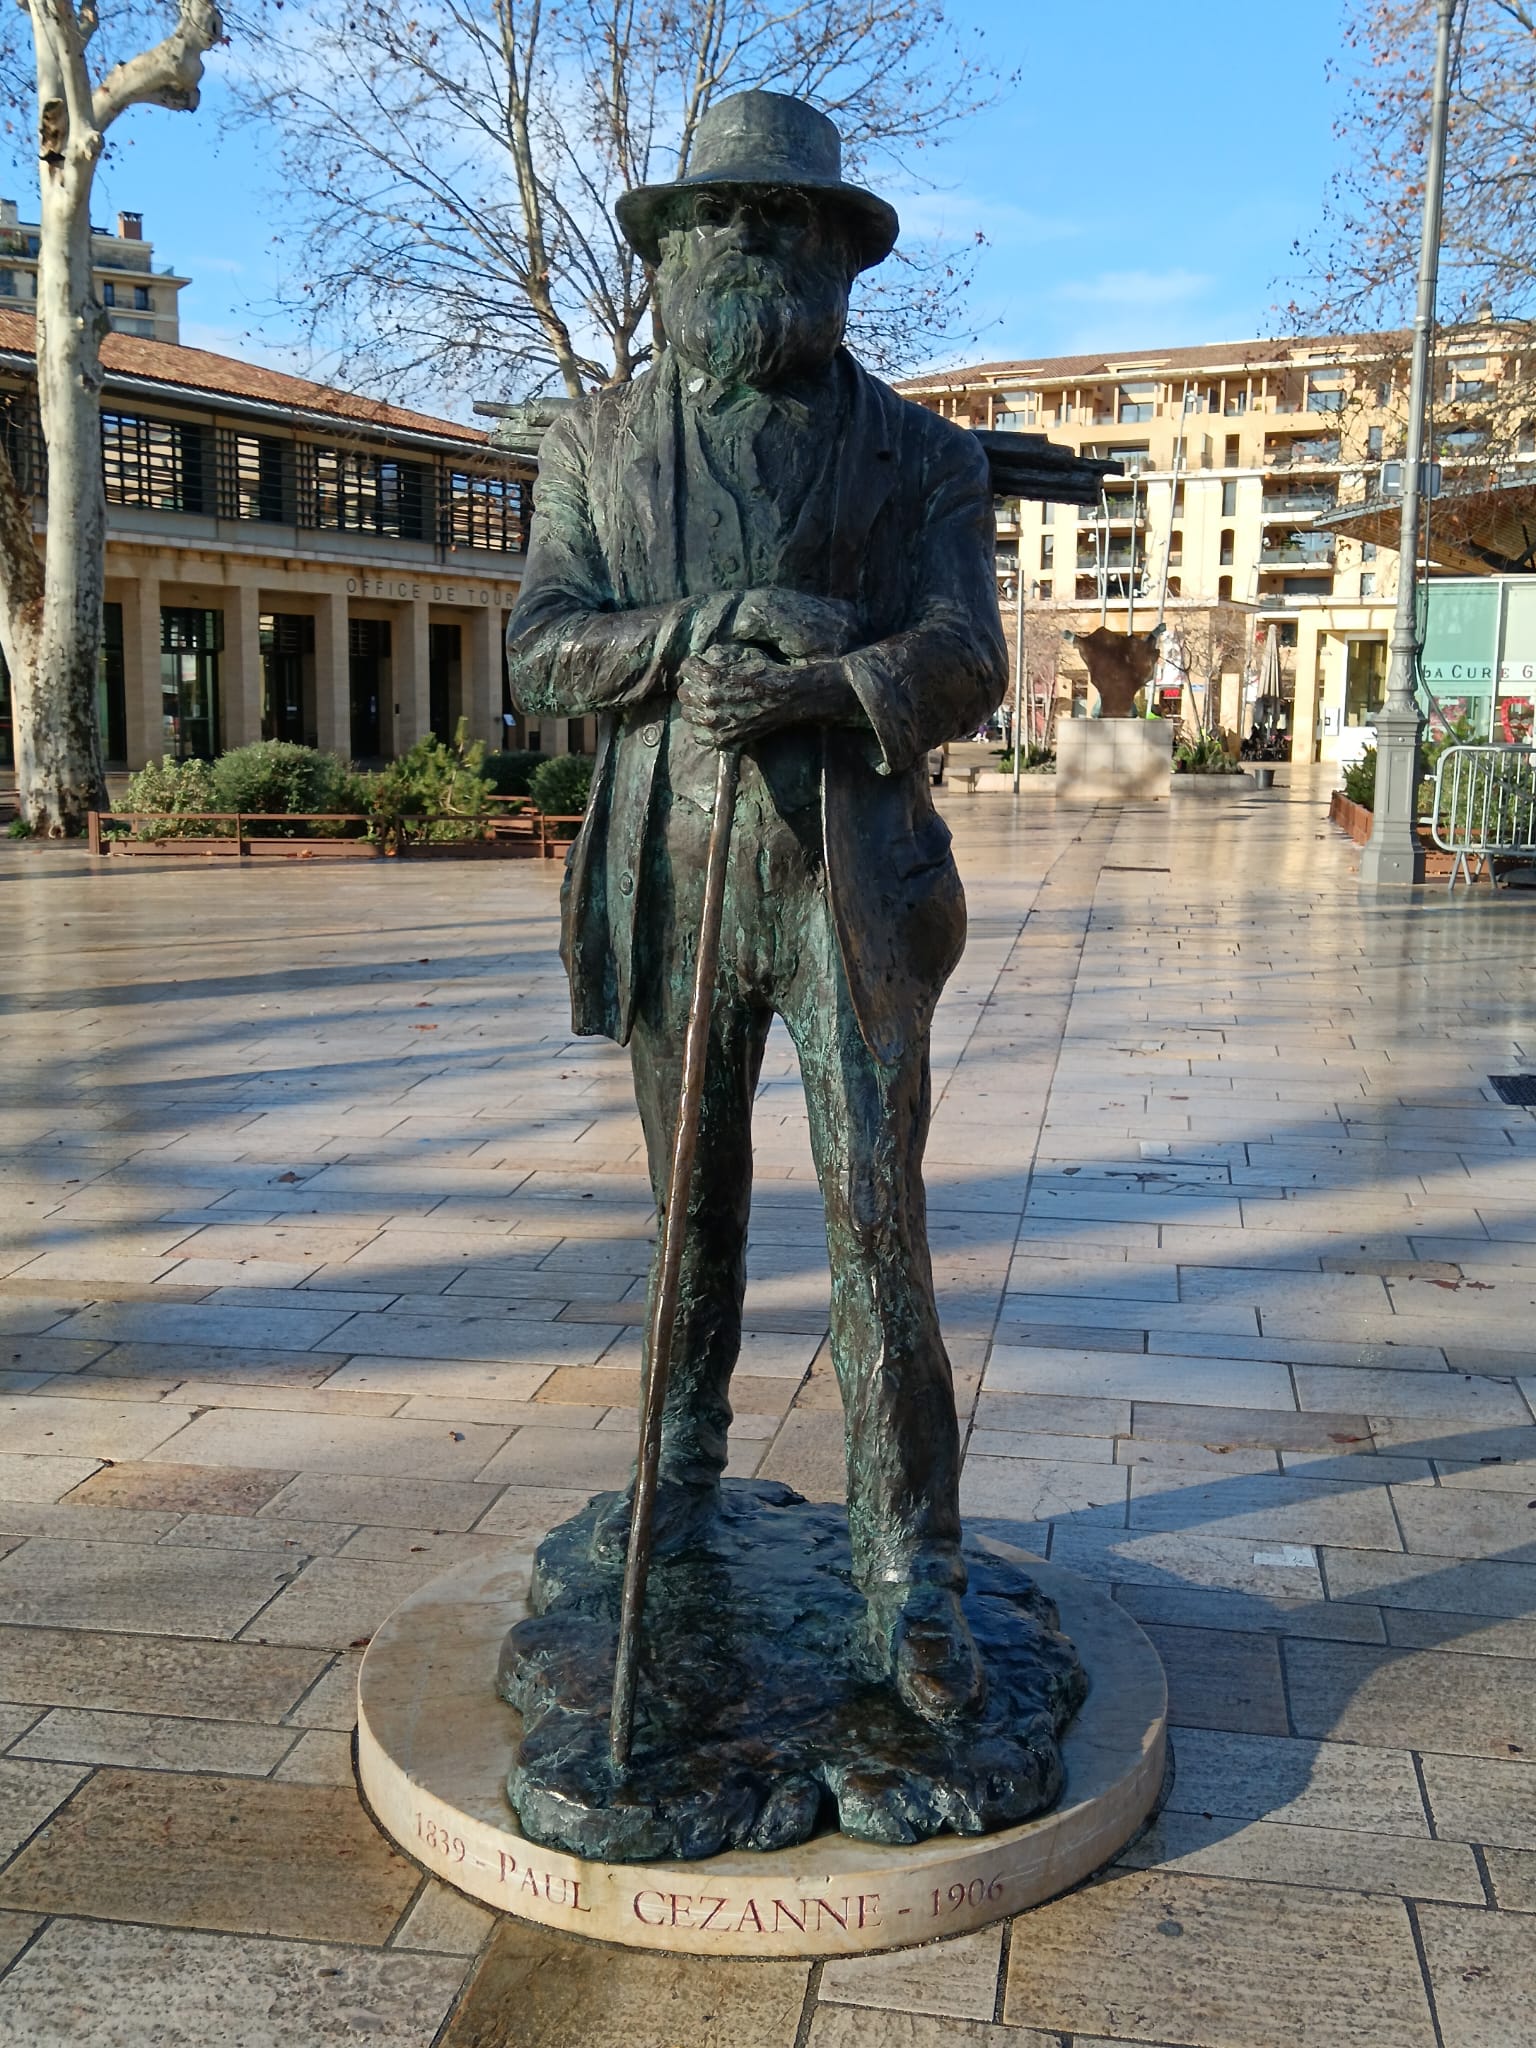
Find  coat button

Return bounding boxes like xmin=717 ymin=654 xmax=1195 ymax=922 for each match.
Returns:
xmin=619 ymin=871 xmax=635 ymax=896
xmin=641 ymin=723 xmax=661 ymax=746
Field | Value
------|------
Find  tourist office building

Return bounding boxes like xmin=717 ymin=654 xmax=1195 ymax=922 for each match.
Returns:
xmin=901 ymin=322 xmax=1536 ymax=763
xmin=0 ymin=308 xmax=570 ymax=777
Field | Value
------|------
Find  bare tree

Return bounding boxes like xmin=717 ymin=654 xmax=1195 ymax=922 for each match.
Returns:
xmin=1175 ymin=603 xmax=1252 ymax=734
xmin=0 ymin=0 xmax=222 ymax=835
xmin=1290 ymin=2 xmax=1536 ymax=459
xmin=230 ymin=0 xmax=997 ymax=409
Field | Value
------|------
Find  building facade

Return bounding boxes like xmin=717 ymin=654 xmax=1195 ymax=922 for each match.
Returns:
xmin=0 ymin=309 xmax=573 ymax=775
xmin=900 ymin=325 xmax=1536 ymax=762
xmin=0 ymin=204 xmax=188 ymax=343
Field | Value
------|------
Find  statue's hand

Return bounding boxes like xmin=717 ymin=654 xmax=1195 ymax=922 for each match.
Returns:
xmin=729 ymin=589 xmax=862 ymax=662
xmin=677 ymin=645 xmax=855 ymax=748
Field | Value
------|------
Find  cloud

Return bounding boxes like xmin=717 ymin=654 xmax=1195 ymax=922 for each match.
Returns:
xmin=1051 ymin=268 xmax=1213 ymax=309
xmin=892 ymin=188 xmax=1082 ymax=250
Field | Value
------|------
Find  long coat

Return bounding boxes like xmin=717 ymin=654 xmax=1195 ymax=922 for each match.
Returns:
xmin=505 ymin=349 xmax=1007 ymax=1066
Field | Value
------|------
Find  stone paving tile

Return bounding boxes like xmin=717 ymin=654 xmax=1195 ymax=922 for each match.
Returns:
xmin=1321 ymin=1546 xmax=1536 ymax=1620
xmin=820 ymin=1926 xmax=1002 ymax=2020
xmin=1143 ymin=1624 xmax=1289 ymax=1736
xmin=0 ymin=1770 xmax=419 ymax=1942
xmin=50 ymin=1302 xmax=355 ymax=1351
xmin=473 ymin=1425 xmax=636 ymax=1491
xmin=257 ymin=1473 xmax=504 ymax=1531
xmin=238 ymin=1556 xmax=449 ymax=1650
xmin=1049 ymin=1524 xmax=1325 ymax=1601
xmin=1418 ymin=1753 xmax=1536 ymax=1848
xmin=150 ymin=1408 xmax=514 ymax=1480
xmin=1113 ymin=1581 xmax=1387 ymax=1643
xmin=1383 ymin=1608 xmax=1536 ymax=1658
xmin=62 ymin=1461 xmax=294 ymax=1515
xmin=986 ymin=1348 xmax=1294 ymax=1409
xmin=0 ymin=1538 xmax=302 ymax=1637
xmin=84 ymin=1342 xmax=354 ymax=1386
xmin=1164 ymin=1728 xmax=1427 ymax=1833
xmin=0 ymin=1455 xmax=103 ymax=1503
xmin=1284 ymin=1640 xmax=1536 ymax=1758
xmin=0 ymin=1920 xmax=469 ymax=2046
xmin=390 ymin=1880 xmax=497 ymax=1955
xmin=271 ymin=1728 xmax=354 ymax=1784
xmin=1297 ymin=1366 xmax=1532 ymax=1424
xmin=1416 ymin=1902 xmax=1536 ymax=2048
xmin=439 ymin=1920 xmax=810 ymax=2048
xmin=0 ymin=1395 xmax=195 ymax=1461
xmin=1001 ymin=1870 xmax=1436 ymax=2047
xmin=0 ymin=1625 xmax=327 ymax=1720
xmin=1129 ymin=1402 xmax=1373 ymax=1450
xmin=810 ymin=2014 xmax=1044 ymax=2048
xmin=1118 ymin=1810 xmax=1484 ymax=1902
xmin=1391 ymin=1486 xmax=1536 ymax=1560
xmin=959 ymin=1455 xmax=1126 ymax=1521
xmin=0 ymin=1756 xmax=88 ymax=1859
xmin=11 ymin=1707 xmax=297 ymax=1776
xmin=1484 ymin=1847 xmax=1536 ymax=1912
xmin=0 ymin=1909 xmax=42 ymax=1973
xmin=1127 ymin=1475 xmax=1401 ymax=1549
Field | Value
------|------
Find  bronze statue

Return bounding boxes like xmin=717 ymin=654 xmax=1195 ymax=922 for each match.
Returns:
xmin=500 ymin=90 xmax=1085 ymax=1859
xmin=1063 ymin=623 xmax=1165 ymax=718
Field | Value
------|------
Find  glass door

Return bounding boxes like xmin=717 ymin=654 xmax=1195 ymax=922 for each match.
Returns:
xmin=160 ymin=608 xmax=223 ymax=760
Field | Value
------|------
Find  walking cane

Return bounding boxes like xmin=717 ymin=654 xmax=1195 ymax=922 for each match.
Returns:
xmin=610 ymin=741 xmax=741 ymax=1771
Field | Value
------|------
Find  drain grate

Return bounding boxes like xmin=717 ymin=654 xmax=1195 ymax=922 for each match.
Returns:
xmin=1490 ymin=1074 xmax=1536 ymax=1106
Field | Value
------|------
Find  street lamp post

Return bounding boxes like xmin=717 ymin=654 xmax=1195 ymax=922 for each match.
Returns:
xmin=1361 ymin=0 xmax=1457 ymax=887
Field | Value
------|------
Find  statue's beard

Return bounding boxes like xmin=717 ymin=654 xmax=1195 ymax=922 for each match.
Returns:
xmin=657 ymin=250 xmax=850 ymax=388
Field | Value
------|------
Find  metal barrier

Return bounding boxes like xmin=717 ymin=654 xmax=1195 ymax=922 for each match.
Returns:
xmin=1429 ymin=744 xmax=1536 ymax=889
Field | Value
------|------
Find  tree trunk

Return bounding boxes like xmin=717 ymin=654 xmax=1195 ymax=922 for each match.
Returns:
xmin=16 ymin=155 xmax=109 ymax=834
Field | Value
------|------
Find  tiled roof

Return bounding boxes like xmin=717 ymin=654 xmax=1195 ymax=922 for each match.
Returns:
xmin=0 ymin=307 xmax=495 ymax=447
xmin=899 ymin=331 xmax=1413 ymax=391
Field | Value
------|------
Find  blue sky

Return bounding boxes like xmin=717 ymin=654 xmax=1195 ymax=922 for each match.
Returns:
xmin=4 ymin=0 xmax=1352 ymax=388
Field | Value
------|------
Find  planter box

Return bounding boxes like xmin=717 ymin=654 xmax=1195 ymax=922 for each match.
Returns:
xmin=1329 ymin=791 xmax=1374 ymax=845
xmin=110 ymin=837 xmax=241 ymax=857
xmin=1056 ymin=720 xmax=1173 ymax=806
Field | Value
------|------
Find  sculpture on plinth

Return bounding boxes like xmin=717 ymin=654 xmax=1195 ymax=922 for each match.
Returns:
xmin=497 ymin=88 xmax=1086 ymax=1862
xmin=1063 ymin=623 xmax=1165 ymax=718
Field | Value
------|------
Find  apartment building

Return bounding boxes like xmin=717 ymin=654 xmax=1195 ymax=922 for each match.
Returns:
xmin=0 ymin=309 xmax=548 ymax=773
xmin=900 ymin=323 xmax=1536 ymax=761
xmin=0 ymin=203 xmax=188 ymax=344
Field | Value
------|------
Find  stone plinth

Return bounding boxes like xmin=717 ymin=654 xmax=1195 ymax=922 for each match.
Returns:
xmin=1056 ymin=719 xmax=1173 ymax=805
xmin=355 ymin=1542 xmax=1167 ymax=1959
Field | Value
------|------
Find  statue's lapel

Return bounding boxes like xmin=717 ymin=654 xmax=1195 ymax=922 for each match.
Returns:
xmin=609 ymin=359 xmax=683 ymax=606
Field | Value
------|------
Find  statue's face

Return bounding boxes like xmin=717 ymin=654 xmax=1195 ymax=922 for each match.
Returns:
xmin=654 ymin=187 xmax=855 ymax=390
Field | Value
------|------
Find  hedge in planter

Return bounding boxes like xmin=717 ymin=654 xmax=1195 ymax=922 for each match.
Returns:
xmin=528 ymin=753 xmax=593 ymax=816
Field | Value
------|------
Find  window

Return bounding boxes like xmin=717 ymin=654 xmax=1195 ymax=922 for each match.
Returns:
xmin=217 ymin=431 xmax=294 ymax=524
xmin=1035 ymin=578 xmax=1052 ymax=600
xmin=1376 ymin=380 xmax=1392 ymax=405
xmin=160 ymin=608 xmax=223 ymax=760
xmin=1368 ymin=426 xmax=1384 ymax=458
xmin=298 ymin=444 xmax=430 ymax=539
xmin=102 ymin=282 xmax=116 ymax=307
xmin=1168 ymin=529 xmax=1182 ymax=566
xmin=1119 ymin=382 xmax=1157 ymax=424
xmin=133 ymin=285 xmax=150 ymax=312
xmin=1218 ymin=575 xmax=1233 ymax=602
xmin=1166 ymin=577 xmax=1181 ymax=597
xmin=440 ymin=467 xmax=528 ymax=554
xmin=0 ymin=392 xmax=45 ymax=496
xmin=1173 ymin=483 xmax=1185 ymax=514
xmin=101 ymin=411 xmax=210 ymax=513
xmin=1224 ymin=435 xmax=1241 ymax=468
xmin=1360 ymin=573 xmax=1376 ymax=597
xmin=0 ymin=272 xmax=13 ymax=298
xmin=1346 ymin=639 xmax=1387 ymax=723
xmin=1221 ymin=480 xmax=1238 ymax=517
xmin=1040 ymin=536 xmax=1054 ymax=569
xmin=1225 ymin=391 xmax=1248 ymax=416
xmin=1041 ymin=503 xmax=1054 ymax=526
xmin=1220 ymin=528 xmax=1235 ymax=566
xmin=1361 ymin=542 xmax=1377 ymax=562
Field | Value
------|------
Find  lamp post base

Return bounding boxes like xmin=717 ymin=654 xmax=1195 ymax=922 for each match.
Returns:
xmin=1359 ymin=707 xmax=1425 ymax=888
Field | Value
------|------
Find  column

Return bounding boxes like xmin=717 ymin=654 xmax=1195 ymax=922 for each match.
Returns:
xmin=466 ymin=604 xmax=501 ymax=750
xmin=124 ymin=567 xmax=162 ymax=769
xmin=393 ymin=600 xmax=431 ymax=753
xmin=313 ymin=588 xmax=350 ymax=758
xmin=1291 ymin=622 xmax=1323 ymax=766
xmin=219 ymin=582 xmax=263 ymax=749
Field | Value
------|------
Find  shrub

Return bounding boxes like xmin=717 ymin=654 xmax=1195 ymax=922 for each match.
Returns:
xmin=1341 ymin=748 xmax=1377 ymax=809
xmin=1174 ymin=726 xmax=1242 ymax=774
xmin=120 ymin=756 xmax=222 ymax=837
xmin=994 ymin=745 xmax=1056 ymax=774
xmin=368 ymin=721 xmax=495 ymax=846
xmin=209 ymin=741 xmax=349 ymax=819
xmin=528 ymin=752 xmax=593 ymax=816
xmin=482 ymin=749 xmax=547 ymax=797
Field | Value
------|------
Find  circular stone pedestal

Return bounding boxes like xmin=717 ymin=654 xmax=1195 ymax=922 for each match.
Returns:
xmin=357 ymin=1539 xmax=1166 ymax=1959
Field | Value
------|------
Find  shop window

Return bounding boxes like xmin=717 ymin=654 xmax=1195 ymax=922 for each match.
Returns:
xmin=1346 ymin=639 xmax=1388 ymax=724
xmin=102 ymin=411 xmax=211 ymax=514
xmin=429 ymin=623 xmax=463 ymax=743
xmin=160 ymin=607 xmax=222 ymax=760
xmin=99 ymin=602 xmax=126 ymax=763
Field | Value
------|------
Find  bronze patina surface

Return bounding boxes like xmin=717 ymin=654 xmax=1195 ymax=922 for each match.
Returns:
xmin=500 ymin=88 xmax=1086 ymax=1857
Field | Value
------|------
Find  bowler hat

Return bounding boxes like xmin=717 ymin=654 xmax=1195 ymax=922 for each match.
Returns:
xmin=616 ymin=90 xmax=898 ymax=273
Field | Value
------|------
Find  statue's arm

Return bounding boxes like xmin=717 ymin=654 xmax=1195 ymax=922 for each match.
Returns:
xmin=841 ymin=432 xmax=1008 ymax=774
xmin=505 ymin=417 xmax=727 ymax=717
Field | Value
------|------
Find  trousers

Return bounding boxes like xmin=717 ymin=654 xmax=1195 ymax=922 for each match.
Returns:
xmin=626 ymin=749 xmax=964 ymax=1595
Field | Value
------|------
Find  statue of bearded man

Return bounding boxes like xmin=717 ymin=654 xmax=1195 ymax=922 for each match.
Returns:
xmin=506 ymin=90 xmax=1007 ymax=1725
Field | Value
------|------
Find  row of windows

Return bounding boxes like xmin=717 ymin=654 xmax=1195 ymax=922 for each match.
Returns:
xmin=89 ymin=410 xmax=528 ymax=553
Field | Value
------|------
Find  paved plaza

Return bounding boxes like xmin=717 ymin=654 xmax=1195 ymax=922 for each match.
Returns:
xmin=1 ymin=779 xmax=1535 ymax=2045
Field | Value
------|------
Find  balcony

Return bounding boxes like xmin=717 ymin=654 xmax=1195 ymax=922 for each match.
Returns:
xmin=1077 ymin=549 xmax=1141 ymax=572
xmin=1259 ymin=538 xmax=1336 ymax=568
xmin=1088 ymin=497 xmax=1146 ymax=525
xmin=1261 ymin=492 xmax=1338 ymax=519
xmin=1265 ymin=438 xmax=1341 ymax=469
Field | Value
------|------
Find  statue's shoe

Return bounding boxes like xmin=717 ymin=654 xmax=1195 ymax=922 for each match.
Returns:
xmin=588 ymin=1478 xmax=722 ymax=1565
xmin=872 ymin=1583 xmax=988 ymax=1726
